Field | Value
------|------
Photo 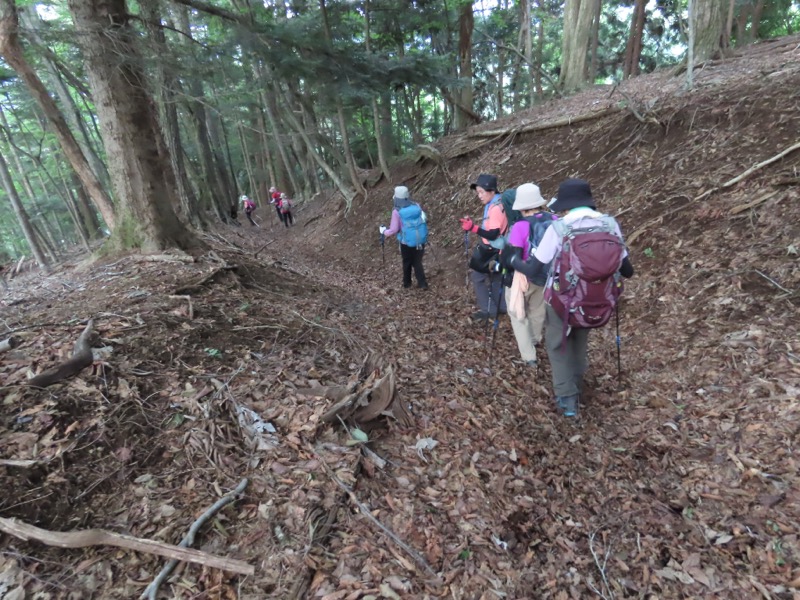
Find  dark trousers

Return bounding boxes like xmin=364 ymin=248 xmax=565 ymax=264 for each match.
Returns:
xmin=283 ymin=211 xmax=294 ymax=227
xmin=245 ymin=209 xmax=257 ymax=226
xmin=400 ymin=243 xmax=428 ymax=288
xmin=471 ymin=269 xmax=507 ymax=317
xmin=275 ymin=206 xmax=285 ymax=225
xmin=544 ymin=305 xmax=590 ymax=397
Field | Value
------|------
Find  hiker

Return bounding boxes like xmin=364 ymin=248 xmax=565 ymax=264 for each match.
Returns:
xmin=378 ymin=185 xmax=429 ymax=290
xmin=460 ymin=173 xmax=509 ymax=321
xmin=498 ymin=182 xmax=558 ymax=370
xmin=279 ymin=192 xmax=294 ymax=227
xmin=241 ymin=195 xmax=257 ymax=226
xmin=269 ymin=187 xmax=285 ymax=226
xmin=502 ymin=178 xmax=634 ymax=418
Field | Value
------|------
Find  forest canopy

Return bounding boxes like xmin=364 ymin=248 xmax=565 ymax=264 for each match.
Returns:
xmin=0 ymin=0 xmax=798 ymax=259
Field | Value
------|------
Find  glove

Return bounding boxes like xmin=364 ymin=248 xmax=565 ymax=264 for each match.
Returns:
xmin=500 ymin=248 xmax=518 ymax=271
xmin=460 ymin=217 xmax=478 ymax=233
xmin=488 ymin=259 xmax=502 ymax=273
xmin=379 ymin=225 xmax=387 ymax=234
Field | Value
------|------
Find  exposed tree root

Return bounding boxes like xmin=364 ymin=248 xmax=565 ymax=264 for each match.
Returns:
xmin=27 ymin=320 xmax=94 ymax=388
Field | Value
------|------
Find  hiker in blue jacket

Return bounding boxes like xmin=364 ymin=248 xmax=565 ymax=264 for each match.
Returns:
xmin=502 ymin=179 xmax=634 ymax=418
xmin=379 ymin=186 xmax=429 ymax=290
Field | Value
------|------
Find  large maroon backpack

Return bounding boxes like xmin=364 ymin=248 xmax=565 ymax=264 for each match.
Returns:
xmin=544 ymin=216 xmax=625 ymax=329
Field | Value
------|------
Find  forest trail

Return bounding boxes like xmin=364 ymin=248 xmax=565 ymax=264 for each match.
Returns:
xmin=2 ymin=39 xmax=800 ymax=599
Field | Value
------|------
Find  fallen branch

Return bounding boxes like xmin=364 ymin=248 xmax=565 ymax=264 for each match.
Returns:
xmin=27 ymin=320 xmax=94 ymax=388
xmin=141 ymin=478 xmax=250 ymax=599
xmin=312 ymin=447 xmax=442 ymax=585
xmin=628 ymin=140 xmax=800 ymax=244
xmin=0 ymin=516 xmax=254 ymax=576
xmin=254 ymin=239 xmax=276 ymax=258
xmin=133 ymin=253 xmax=195 ymax=264
xmin=468 ymin=106 xmax=620 ymax=138
xmin=728 ymin=190 xmax=780 ymax=215
xmin=0 ymin=459 xmax=40 ymax=467
xmin=0 ymin=335 xmax=20 ymax=352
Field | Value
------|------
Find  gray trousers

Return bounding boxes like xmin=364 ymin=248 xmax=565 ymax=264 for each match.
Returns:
xmin=471 ymin=270 xmax=507 ymax=317
xmin=544 ymin=305 xmax=589 ymax=397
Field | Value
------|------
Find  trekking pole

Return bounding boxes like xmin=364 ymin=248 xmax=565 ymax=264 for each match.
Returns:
xmin=615 ymin=304 xmax=622 ymax=386
xmin=488 ymin=268 xmax=507 ymax=372
xmin=464 ymin=232 xmax=470 ymax=289
xmin=380 ymin=233 xmax=386 ymax=285
xmin=484 ymin=270 xmax=494 ymax=339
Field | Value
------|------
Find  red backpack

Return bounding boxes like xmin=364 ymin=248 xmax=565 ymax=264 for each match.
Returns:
xmin=544 ymin=216 xmax=625 ymax=329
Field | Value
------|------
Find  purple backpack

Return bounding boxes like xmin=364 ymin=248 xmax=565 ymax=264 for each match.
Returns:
xmin=545 ymin=216 xmax=625 ymax=329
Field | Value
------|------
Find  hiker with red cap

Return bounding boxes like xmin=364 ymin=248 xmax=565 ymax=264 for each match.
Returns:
xmin=378 ymin=186 xmax=429 ymax=290
xmin=269 ymin=187 xmax=285 ymax=226
xmin=461 ymin=174 xmax=509 ymax=322
xmin=502 ymin=178 xmax=634 ymax=418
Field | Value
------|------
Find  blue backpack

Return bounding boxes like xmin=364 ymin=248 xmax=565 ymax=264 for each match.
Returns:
xmin=398 ymin=204 xmax=428 ymax=247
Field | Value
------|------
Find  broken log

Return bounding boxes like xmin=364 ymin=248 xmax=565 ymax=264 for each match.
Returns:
xmin=27 ymin=320 xmax=94 ymax=388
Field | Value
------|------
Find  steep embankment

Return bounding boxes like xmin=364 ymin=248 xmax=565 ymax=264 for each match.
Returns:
xmin=1 ymin=37 xmax=798 ymax=599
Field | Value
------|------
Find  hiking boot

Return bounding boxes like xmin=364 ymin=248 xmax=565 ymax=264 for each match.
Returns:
xmin=556 ymin=395 xmax=579 ymax=418
xmin=419 ymin=284 xmax=429 ymax=290
xmin=471 ymin=310 xmax=489 ymax=322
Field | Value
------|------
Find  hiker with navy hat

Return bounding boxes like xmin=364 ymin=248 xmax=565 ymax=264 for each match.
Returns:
xmin=461 ymin=174 xmax=509 ymax=321
xmin=379 ymin=186 xmax=429 ymax=290
xmin=502 ymin=178 xmax=634 ymax=418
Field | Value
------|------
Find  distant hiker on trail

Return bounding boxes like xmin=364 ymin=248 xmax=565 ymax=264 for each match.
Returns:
xmin=279 ymin=192 xmax=294 ymax=227
xmin=379 ymin=185 xmax=429 ymax=290
xmin=269 ymin=187 xmax=285 ymax=226
xmin=241 ymin=195 xmax=257 ymax=226
xmin=461 ymin=173 xmax=509 ymax=322
xmin=502 ymin=178 xmax=634 ymax=418
xmin=497 ymin=182 xmax=557 ymax=370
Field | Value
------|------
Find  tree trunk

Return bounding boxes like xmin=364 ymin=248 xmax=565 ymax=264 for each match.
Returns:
xmin=748 ymin=0 xmax=765 ymax=43
xmin=455 ymin=0 xmax=477 ymax=130
xmin=560 ymin=0 xmax=595 ymax=91
xmin=0 ymin=149 xmax=49 ymax=271
xmin=67 ymin=0 xmax=197 ymax=252
xmin=535 ymin=0 xmax=545 ymax=100
xmin=723 ymin=0 xmax=735 ymax=47
xmin=623 ymin=0 xmax=646 ymax=78
xmin=691 ymin=0 xmax=725 ymax=62
xmin=0 ymin=0 xmax=116 ymax=230
xmin=142 ymin=5 xmax=199 ymax=226
xmin=589 ymin=0 xmax=603 ymax=81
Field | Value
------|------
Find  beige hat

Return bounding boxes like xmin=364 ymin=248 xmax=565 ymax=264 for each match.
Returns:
xmin=512 ymin=183 xmax=546 ymax=211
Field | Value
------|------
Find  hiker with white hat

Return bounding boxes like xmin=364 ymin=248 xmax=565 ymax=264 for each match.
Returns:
xmin=379 ymin=186 xmax=429 ymax=290
xmin=498 ymin=183 xmax=558 ymax=370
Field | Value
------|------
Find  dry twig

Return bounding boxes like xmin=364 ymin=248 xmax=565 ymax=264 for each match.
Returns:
xmin=312 ymin=446 xmax=442 ymax=585
xmin=140 ymin=478 xmax=250 ymax=599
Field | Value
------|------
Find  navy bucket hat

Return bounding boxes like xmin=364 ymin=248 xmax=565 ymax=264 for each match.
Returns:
xmin=469 ymin=174 xmax=498 ymax=192
xmin=549 ymin=178 xmax=597 ymax=212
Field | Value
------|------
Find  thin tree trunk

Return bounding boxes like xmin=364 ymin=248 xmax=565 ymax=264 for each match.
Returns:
xmin=589 ymin=0 xmax=603 ymax=81
xmin=0 ymin=149 xmax=49 ymax=271
xmin=19 ymin=6 xmax=110 ymax=188
xmin=535 ymin=0 xmax=544 ymax=99
xmin=455 ymin=0 xmax=477 ymax=130
xmin=256 ymin=67 xmax=300 ymax=196
xmin=560 ymin=0 xmax=596 ymax=91
xmin=0 ymin=0 xmax=115 ymax=230
xmin=623 ymin=0 xmax=646 ymax=78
